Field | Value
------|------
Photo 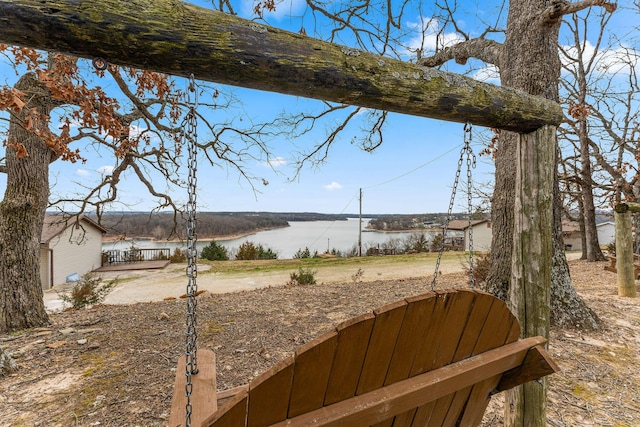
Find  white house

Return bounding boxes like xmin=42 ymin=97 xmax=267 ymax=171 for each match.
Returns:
xmin=40 ymin=215 xmax=106 ymax=289
xmin=447 ymin=220 xmax=492 ymax=252
xmin=562 ymin=221 xmax=616 ymax=251
xmin=596 ymin=221 xmax=615 ymax=247
xmin=562 ymin=222 xmax=582 ymax=251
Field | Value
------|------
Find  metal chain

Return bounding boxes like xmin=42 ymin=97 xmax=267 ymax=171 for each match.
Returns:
xmin=183 ymin=74 xmax=199 ymax=427
xmin=464 ymin=123 xmax=476 ymax=288
xmin=431 ymin=123 xmax=476 ymax=290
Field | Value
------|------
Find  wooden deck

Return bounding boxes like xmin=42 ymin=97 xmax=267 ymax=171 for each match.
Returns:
xmin=94 ymin=260 xmax=170 ymax=272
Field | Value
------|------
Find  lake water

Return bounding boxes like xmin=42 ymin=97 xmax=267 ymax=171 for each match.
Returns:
xmin=102 ymin=218 xmax=432 ymax=259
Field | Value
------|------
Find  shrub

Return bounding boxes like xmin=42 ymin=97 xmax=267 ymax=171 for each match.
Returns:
xmin=170 ymin=248 xmax=187 ymax=263
xmin=606 ymin=241 xmax=615 ymax=256
xmin=235 ymin=241 xmax=278 ymax=260
xmin=201 ymin=240 xmax=229 ymax=261
xmin=59 ymin=273 xmax=117 ymax=309
xmin=351 ymin=268 xmax=364 ymax=284
xmin=293 ymin=247 xmax=316 ymax=259
xmin=288 ymin=268 xmax=317 ymax=286
xmin=403 ymin=232 xmax=430 ymax=253
xmin=430 ymin=234 xmax=444 ymax=252
xmin=463 ymin=252 xmax=491 ymax=286
xmin=328 ymin=247 xmax=345 ymax=257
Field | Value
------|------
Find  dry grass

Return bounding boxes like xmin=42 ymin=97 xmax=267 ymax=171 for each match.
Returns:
xmin=0 ymin=259 xmax=638 ymax=426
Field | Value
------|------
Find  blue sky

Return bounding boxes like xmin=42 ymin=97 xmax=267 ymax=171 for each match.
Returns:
xmin=1 ymin=0 xmax=638 ymax=215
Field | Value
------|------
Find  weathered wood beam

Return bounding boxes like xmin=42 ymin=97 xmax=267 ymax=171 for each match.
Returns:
xmin=0 ymin=0 xmax=563 ymax=132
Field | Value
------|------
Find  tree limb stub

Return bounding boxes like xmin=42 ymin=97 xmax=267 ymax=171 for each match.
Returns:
xmin=0 ymin=0 xmax=563 ymax=132
xmin=544 ymin=0 xmax=617 ymax=24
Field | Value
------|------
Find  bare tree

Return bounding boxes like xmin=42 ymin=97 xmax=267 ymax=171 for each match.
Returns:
xmin=558 ymin=8 xmax=615 ymax=261
xmin=0 ymin=47 xmax=293 ymax=332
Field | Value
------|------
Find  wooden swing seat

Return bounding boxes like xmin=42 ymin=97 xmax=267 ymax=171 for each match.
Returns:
xmin=169 ymin=289 xmax=558 ymax=427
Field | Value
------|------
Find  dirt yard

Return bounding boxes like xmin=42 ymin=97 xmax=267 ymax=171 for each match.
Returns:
xmin=1 ymin=258 xmax=639 ymax=426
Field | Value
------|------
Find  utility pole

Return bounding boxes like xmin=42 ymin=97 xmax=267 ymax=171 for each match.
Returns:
xmin=359 ymin=188 xmax=363 ymax=257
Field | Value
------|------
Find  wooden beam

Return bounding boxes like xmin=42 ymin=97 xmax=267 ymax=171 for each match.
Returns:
xmin=0 ymin=0 xmax=563 ymax=133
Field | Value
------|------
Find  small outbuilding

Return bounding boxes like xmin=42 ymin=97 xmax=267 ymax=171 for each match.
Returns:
xmin=40 ymin=215 xmax=107 ymax=289
xmin=447 ymin=219 xmax=492 ymax=252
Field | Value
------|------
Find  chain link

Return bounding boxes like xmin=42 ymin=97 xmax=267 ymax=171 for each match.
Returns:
xmin=464 ymin=123 xmax=476 ymax=288
xmin=431 ymin=123 xmax=476 ymax=290
xmin=183 ymin=74 xmax=199 ymax=427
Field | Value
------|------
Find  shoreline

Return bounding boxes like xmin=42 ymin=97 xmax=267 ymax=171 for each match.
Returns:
xmin=363 ymin=227 xmax=441 ymax=233
xmin=101 ymin=226 xmax=287 ymax=244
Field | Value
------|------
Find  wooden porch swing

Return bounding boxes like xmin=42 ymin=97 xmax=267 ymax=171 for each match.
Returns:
xmin=169 ymin=289 xmax=558 ymax=427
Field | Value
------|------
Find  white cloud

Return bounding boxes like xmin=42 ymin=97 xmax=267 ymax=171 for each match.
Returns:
xmin=404 ymin=17 xmax=464 ymax=58
xmin=324 ymin=181 xmax=343 ymax=191
xmin=265 ymin=157 xmax=287 ymax=168
xmin=473 ymin=65 xmax=500 ymax=84
xmin=76 ymin=169 xmax=90 ymax=177
xmin=97 ymin=165 xmax=114 ymax=175
xmin=561 ymin=41 xmax=639 ymax=77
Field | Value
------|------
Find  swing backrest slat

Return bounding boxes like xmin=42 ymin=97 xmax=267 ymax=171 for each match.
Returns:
xmin=202 ymin=289 xmax=556 ymax=427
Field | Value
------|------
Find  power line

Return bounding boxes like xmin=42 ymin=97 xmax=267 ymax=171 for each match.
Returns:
xmin=364 ymin=143 xmax=464 ymax=190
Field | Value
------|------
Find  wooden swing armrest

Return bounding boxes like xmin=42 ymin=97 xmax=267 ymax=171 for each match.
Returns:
xmin=494 ymin=345 xmax=559 ymax=392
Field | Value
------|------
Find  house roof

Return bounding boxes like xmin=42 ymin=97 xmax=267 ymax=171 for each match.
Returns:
xmin=596 ymin=221 xmax=615 ymax=227
xmin=446 ymin=219 xmax=489 ymax=231
xmin=41 ymin=214 xmax=107 ymax=243
xmin=561 ymin=221 xmax=580 ymax=233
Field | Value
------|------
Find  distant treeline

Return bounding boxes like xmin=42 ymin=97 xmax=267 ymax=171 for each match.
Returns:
xmin=367 ymin=213 xmax=478 ymax=231
xmin=90 ymin=211 xmax=350 ymax=240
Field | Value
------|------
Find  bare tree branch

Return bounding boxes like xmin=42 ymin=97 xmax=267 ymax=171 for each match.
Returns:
xmin=419 ymin=38 xmax=504 ymax=69
xmin=544 ymin=0 xmax=617 ymax=25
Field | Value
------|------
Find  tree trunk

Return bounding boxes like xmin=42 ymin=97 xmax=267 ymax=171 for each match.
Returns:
xmin=485 ymin=132 xmax=516 ymax=302
xmin=485 ymin=0 xmax=600 ymax=326
xmin=0 ymin=72 xmax=53 ymax=333
xmin=0 ymin=0 xmax=562 ymax=133
xmin=551 ymin=162 xmax=601 ymax=328
xmin=578 ymin=112 xmax=605 ymax=262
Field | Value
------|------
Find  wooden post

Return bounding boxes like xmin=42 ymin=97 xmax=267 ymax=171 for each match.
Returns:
xmin=169 ymin=349 xmax=218 ymax=426
xmin=614 ymin=203 xmax=638 ymax=297
xmin=506 ymin=125 xmax=555 ymax=426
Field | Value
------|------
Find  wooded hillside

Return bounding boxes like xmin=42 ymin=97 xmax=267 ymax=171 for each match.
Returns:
xmin=92 ymin=212 xmax=350 ymax=240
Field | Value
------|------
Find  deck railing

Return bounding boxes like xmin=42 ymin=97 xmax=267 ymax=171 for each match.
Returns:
xmin=102 ymin=248 xmax=171 ymax=266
